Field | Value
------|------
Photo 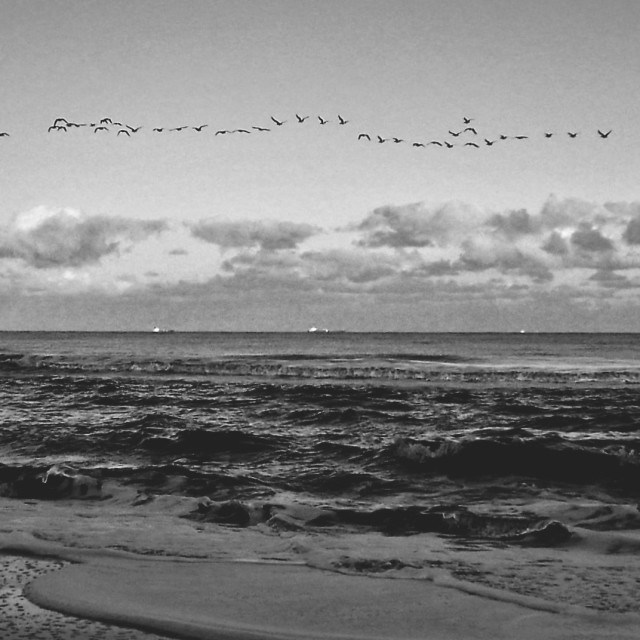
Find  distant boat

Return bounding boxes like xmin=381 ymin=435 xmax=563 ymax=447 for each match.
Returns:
xmin=308 ymin=327 xmax=329 ymax=333
xmin=152 ymin=326 xmax=174 ymax=333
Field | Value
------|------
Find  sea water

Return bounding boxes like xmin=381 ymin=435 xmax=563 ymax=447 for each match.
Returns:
xmin=1 ymin=331 xmax=638 ymax=518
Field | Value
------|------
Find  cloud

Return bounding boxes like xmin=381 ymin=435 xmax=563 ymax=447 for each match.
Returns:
xmin=189 ymin=219 xmax=319 ymax=250
xmin=623 ymin=217 xmax=640 ymax=245
xmin=570 ymin=226 xmax=614 ymax=252
xmin=0 ymin=206 xmax=167 ymax=269
xmin=355 ymin=201 xmax=482 ymax=248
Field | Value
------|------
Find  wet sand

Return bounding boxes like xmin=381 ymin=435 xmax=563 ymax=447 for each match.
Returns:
xmin=1 ymin=482 xmax=639 ymax=639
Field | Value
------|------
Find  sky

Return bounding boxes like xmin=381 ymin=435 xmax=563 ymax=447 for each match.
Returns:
xmin=1 ymin=0 xmax=640 ymax=331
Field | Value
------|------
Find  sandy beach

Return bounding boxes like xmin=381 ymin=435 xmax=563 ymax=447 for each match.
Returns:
xmin=1 ymin=479 xmax=639 ymax=640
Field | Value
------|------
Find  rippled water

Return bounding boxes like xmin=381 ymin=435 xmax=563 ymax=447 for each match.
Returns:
xmin=1 ymin=332 xmax=639 ymax=508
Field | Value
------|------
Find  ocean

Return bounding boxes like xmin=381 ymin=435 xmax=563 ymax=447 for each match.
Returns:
xmin=1 ymin=331 xmax=639 ymax=522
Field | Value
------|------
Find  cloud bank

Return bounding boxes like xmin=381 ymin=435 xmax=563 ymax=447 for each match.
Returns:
xmin=0 ymin=206 xmax=167 ymax=269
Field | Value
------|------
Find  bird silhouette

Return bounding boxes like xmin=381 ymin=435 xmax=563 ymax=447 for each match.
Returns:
xmin=270 ymin=116 xmax=286 ymax=126
xmin=252 ymin=126 xmax=270 ymax=132
xmin=392 ymin=137 xmax=404 ymax=143
xmin=100 ymin=118 xmax=112 ymax=125
xmin=412 ymin=142 xmax=425 ymax=147
xmin=377 ymin=136 xmax=387 ymax=143
xmin=0 ymin=132 xmax=10 ymax=137
xmin=48 ymin=125 xmax=66 ymax=132
xmin=484 ymin=139 xmax=496 ymax=146
xmin=233 ymin=129 xmax=251 ymax=134
xmin=170 ymin=126 xmax=188 ymax=132
xmin=318 ymin=116 xmax=329 ymax=125
xmin=338 ymin=115 xmax=349 ymax=125
xmin=567 ymin=132 xmax=579 ymax=138
xmin=295 ymin=114 xmax=309 ymax=123
xmin=152 ymin=128 xmax=164 ymax=132
xmin=358 ymin=133 xmax=371 ymax=141
xmin=463 ymin=117 xmax=474 ymax=124
xmin=117 ymin=129 xmax=130 ymax=136
xmin=448 ymin=130 xmax=461 ymax=137
xmin=499 ymin=135 xmax=509 ymax=140
xmin=429 ymin=141 xmax=443 ymax=146
xmin=93 ymin=126 xmax=109 ymax=132
xmin=464 ymin=127 xmax=478 ymax=135
xmin=53 ymin=118 xmax=68 ymax=126
xmin=444 ymin=141 xmax=455 ymax=148
xmin=215 ymin=130 xmax=229 ymax=135
xmin=112 ymin=122 xmax=123 ymax=127
xmin=126 ymin=125 xmax=142 ymax=133
xmin=464 ymin=142 xmax=479 ymax=148
xmin=597 ymin=129 xmax=612 ymax=138
xmin=544 ymin=132 xmax=553 ymax=138
xmin=513 ymin=135 xmax=528 ymax=140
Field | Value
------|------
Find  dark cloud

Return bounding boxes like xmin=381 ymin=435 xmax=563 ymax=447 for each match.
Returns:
xmin=589 ymin=269 xmax=628 ymax=284
xmin=570 ymin=226 xmax=614 ymax=252
xmin=487 ymin=209 xmax=537 ymax=238
xmin=542 ymin=232 xmax=569 ymax=256
xmin=622 ymin=217 xmax=640 ymax=245
xmin=189 ymin=219 xmax=318 ymax=250
xmin=0 ymin=207 xmax=167 ymax=269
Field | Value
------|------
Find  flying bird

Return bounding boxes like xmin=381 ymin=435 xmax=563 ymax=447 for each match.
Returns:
xmin=270 ymin=116 xmax=286 ymax=126
xmin=170 ymin=126 xmax=188 ymax=131
xmin=412 ymin=142 xmax=425 ymax=147
xmin=232 ymin=129 xmax=251 ymax=134
xmin=358 ymin=133 xmax=371 ymax=140
xmin=215 ymin=130 xmax=229 ymax=135
xmin=513 ymin=135 xmax=529 ymax=140
xmin=338 ymin=115 xmax=349 ymax=125
xmin=53 ymin=118 xmax=68 ymax=126
xmin=464 ymin=142 xmax=479 ymax=148
xmin=152 ymin=128 xmax=164 ymax=132
xmin=93 ymin=126 xmax=109 ymax=132
xmin=252 ymin=126 xmax=270 ymax=132
xmin=544 ymin=132 xmax=553 ymax=138
xmin=126 ymin=125 xmax=142 ymax=133
xmin=295 ymin=114 xmax=309 ymax=123
xmin=0 ymin=132 xmax=10 ymax=137
xmin=392 ymin=137 xmax=404 ymax=143
xmin=377 ymin=136 xmax=387 ymax=143
xmin=464 ymin=127 xmax=478 ymax=135
xmin=112 ymin=122 xmax=123 ymax=127
xmin=192 ymin=125 xmax=208 ymax=131
xmin=597 ymin=129 xmax=612 ymax=138
xmin=48 ymin=125 xmax=66 ymax=132
xmin=117 ymin=129 xmax=130 ymax=136
xmin=499 ymin=134 xmax=509 ymax=140
xmin=484 ymin=139 xmax=496 ymax=146
xmin=567 ymin=132 xmax=579 ymax=138
xmin=448 ymin=130 xmax=461 ymax=137
xmin=444 ymin=141 xmax=455 ymax=148
xmin=463 ymin=117 xmax=474 ymax=124
xmin=318 ymin=116 xmax=329 ymax=124
xmin=100 ymin=118 xmax=112 ymax=125
xmin=429 ymin=141 xmax=443 ymax=146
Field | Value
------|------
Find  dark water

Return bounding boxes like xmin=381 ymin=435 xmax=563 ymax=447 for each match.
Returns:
xmin=1 ymin=332 xmax=639 ymax=509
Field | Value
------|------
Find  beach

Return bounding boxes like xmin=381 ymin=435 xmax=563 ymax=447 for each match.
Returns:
xmin=1 ymin=477 xmax=640 ymax=639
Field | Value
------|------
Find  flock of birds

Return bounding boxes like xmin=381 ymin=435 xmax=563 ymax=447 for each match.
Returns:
xmin=0 ymin=114 xmax=614 ymax=149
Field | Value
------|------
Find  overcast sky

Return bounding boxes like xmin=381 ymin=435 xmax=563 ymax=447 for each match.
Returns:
xmin=2 ymin=0 xmax=640 ymax=331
